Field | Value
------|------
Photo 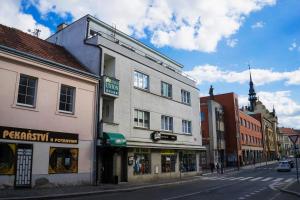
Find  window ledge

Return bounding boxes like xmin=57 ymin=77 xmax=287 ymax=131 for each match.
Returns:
xmin=12 ymin=104 xmax=39 ymax=112
xmin=103 ymin=121 xmax=119 ymax=126
xmin=134 ymin=126 xmax=150 ymax=130
xmin=178 ymin=133 xmax=193 ymax=136
xmin=134 ymin=86 xmax=150 ymax=93
xmin=55 ymin=111 xmax=77 ymax=118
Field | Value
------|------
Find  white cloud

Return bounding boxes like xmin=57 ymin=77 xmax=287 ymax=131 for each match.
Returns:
xmin=0 ymin=0 xmax=51 ymax=39
xmin=239 ymin=91 xmax=300 ymax=128
xmin=289 ymin=42 xmax=297 ymax=51
xmin=26 ymin=0 xmax=276 ymax=52
xmin=226 ymin=38 xmax=238 ymax=47
xmin=185 ymin=64 xmax=300 ymax=85
xmin=251 ymin=21 xmax=264 ymax=29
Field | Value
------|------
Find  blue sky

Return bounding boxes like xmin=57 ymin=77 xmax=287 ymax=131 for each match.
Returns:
xmin=1 ymin=0 xmax=300 ymax=128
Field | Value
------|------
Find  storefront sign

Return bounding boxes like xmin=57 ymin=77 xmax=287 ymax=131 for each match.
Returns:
xmin=161 ymin=149 xmax=176 ymax=155
xmin=151 ymin=131 xmax=177 ymax=141
xmin=0 ymin=126 xmax=78 ymax=144
xmin=103 ymin=76 xmax=119 ymax=96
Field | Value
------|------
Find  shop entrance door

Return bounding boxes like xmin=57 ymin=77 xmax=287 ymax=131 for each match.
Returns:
xmin=101 ymin=150 xmax=114 ymax=183
xmin=15 ymin=144 xmax=33 ymax=188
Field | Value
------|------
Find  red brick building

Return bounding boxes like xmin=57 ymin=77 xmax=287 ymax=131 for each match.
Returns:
xmin=201 ymin=92 xmax=241 ymax=167
xmin=239 ymin=111 xmax=263 ymax=165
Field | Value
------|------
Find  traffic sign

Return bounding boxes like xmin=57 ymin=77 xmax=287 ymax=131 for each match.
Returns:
xmin=288 ymin=134 xmax=299 ymax=145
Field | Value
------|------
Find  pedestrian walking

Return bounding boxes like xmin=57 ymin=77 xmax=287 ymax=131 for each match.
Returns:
xmin=216 ymin=162 xmax=220 ymax=174
xmin=210 ymin=162 xmax=215 ymax=173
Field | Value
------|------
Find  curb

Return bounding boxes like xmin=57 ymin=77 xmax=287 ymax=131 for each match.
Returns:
xmin=279 ymin=181 xmax=300 ymax=197
xmin=0 ymin=177 xmax=203 ymax=200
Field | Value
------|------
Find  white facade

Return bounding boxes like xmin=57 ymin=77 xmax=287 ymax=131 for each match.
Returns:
xmin=48 ymin=15 xmax=204 ymax=183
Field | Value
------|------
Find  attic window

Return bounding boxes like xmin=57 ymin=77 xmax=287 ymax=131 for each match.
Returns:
xmin=90 ymin=29 xmax=97 ymax=36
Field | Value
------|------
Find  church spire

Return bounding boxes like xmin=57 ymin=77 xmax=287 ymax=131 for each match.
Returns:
xmin=248 ymin=65 xmax=257 ymax=111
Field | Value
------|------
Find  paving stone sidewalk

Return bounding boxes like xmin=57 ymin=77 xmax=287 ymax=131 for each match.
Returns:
xmin=280 ymin=180 xmax=300 ymax=197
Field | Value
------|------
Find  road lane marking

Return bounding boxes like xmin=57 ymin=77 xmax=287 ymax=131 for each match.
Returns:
xmin=261 ymin=177 xmax=273 ymax=181
xmin=250 ymin=177 xmax=263 ymax=181
xmin=272 ymin=178 xmax=283 ymax=182
xmin=239 ymin=177 xmax=253 ymax=180
xmin=284 ymin=178 xmax=294 ymax=182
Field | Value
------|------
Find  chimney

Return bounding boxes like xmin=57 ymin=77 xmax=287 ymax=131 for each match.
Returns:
xmin=57 ymin=23 xmax=67 ymax=32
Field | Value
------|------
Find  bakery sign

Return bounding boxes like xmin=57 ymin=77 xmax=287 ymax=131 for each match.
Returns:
xmin=0 ymin=126 xmax=78 ymax=144
xmin=151 ymin=131 xmax=177 ymax=142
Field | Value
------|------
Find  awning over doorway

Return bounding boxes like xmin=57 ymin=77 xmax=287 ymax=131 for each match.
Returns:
xmin=103 ymin=132 xmax=127 ymax=147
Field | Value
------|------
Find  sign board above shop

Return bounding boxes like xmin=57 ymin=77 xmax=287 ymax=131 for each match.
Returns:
xmin=151 ymin=131 xmax=177 ymax=142
xmin=0 ymin=126 xmax=78 ymax=144
xmin=102 ymin=76 xmax=119 ymax=97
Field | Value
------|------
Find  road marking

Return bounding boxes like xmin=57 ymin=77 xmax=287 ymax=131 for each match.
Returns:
xmin=238 ymin=197 xmax=245 ymax=200
xmin=261 ymin=177 xmax=273 ymax=181
xmin=272 ymin=178 xmax=283 ymax=182
xmin=284 ymin=178 xmax=294 ymax=182
xmin=250 ymin=177 xmax=263 ymax=181
xmin=239 ymin=177 xmax=253 ymax=180
xmin=228 ymin=177 xmax=240 ymax=180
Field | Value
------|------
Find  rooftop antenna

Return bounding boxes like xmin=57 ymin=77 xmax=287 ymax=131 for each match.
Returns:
xmin=28 ymin=28 xmax=41 ymax=38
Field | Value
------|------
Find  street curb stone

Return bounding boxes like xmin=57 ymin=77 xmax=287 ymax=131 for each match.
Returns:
xmin=279 ymin=188 xmax=300 ymax=197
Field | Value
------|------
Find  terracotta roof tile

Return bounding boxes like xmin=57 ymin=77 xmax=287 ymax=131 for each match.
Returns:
xmin=0 ymin=24 xmax=89 ymax=73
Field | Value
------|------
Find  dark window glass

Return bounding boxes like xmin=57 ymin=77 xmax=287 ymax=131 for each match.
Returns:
xmin=17 ymin=74 xmax=37 ymax=106
xmin=59 ymin=85 xmax=75 ymax=113
xmin=161 ymin=155 xmax=177 ymax=173
xmin=181 ymin=153 xmax=196 ymax=172
xmin=0 ymin=143 xmax=16 ymax=175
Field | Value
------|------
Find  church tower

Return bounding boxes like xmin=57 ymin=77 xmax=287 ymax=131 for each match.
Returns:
xmin=248 ymin=65 xmax=257 ymax=111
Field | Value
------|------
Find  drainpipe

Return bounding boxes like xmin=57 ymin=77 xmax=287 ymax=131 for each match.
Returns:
xmin=85 ymin=17 xmax=103 ymax=186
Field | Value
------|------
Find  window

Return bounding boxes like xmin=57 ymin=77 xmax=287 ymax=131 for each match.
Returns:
xmin=161 ymin=155 xmax=177 ymax=173
xmin=134 ymin=109 xmax=150 ymax=128
xmin=182 ymin=120 xmax=192 ymax=134
xmin=0 ymin=143 xmax=16 ymax=175
xmin=181 ymin=90 xmax=191 ymax=104
xmin=200 ymin=112 xmax=205 ymax=122
xmin=17 ymin=74 xmax=37 ymax=106
xmin=133 ymin=153 xmax=151 ymax=175
xmin=161 ymin=115 xmax=173 ymax=131
xmin=161 ymin=82 xmax=172 ymax=98
xmin=48 ymin=147 xmax=78 ymax=173
xmin=134 ymin=71 xmax=149 ymax=90
xmin=180 ymin=153 xmax=196 ymax=172
xmin=59 ymin=85 xmax=75 ymax=113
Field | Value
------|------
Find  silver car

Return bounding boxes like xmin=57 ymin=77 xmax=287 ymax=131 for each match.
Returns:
xmin=277 ymin=161 xmax=291 ymax=172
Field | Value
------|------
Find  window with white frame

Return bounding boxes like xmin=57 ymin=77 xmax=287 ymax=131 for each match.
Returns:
xmin=161 ymin=82 xmax=172 ymax=98
xmin=134 ymin=109 xmax=150 ymax=128
xmin=134 ymin=71 xmax=149 ymax=90
xmin=17 ymin=74 xmax=37 ymax=106
xmin=182 ymin=120 xmax=192 ymax=134
xmin=161 ymin=115 xmax=173 ymax=131
xmin=59 ymin=85 xmax=75 ymax=113
xmin=181 ymin=90 xmax=191 ymax=104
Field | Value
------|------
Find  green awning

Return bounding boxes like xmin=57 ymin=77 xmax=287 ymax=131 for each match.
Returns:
xmin=103 ymin=132 xmax=127 ymax=147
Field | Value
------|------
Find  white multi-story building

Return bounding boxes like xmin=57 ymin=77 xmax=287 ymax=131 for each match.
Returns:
xmin=48 ymin=15 xmax=204 ymax=183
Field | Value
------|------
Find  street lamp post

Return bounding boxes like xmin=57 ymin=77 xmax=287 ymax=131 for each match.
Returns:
xmin=288 ymin=134 xmax=299 ymax=183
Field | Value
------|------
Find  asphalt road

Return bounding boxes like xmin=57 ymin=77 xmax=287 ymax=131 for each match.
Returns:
xmin=55 ymin=163 xmax=299 ymax=200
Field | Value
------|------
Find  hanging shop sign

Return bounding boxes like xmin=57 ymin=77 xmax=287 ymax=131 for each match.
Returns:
xmin=103 ymin=76 xmax=119 ymax=97
xmin=0 ymin=126 xmax=78 ymax=144
xmin=151 ymin=131 xmax=177 ymax=142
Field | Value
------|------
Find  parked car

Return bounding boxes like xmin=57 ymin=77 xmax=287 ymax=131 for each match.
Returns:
xmin=277 ymin=161 xmax=291 ymax=172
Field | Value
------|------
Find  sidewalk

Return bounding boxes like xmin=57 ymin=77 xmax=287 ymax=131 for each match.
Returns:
xmin=279 ymin=181 xmax=300 ymax=197
xmin=0 ymin=176 xmax=202 ymax=200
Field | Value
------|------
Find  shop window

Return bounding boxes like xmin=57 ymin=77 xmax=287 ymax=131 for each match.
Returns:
xmin=161 ymin=155 xmax=177 ymax=173
xmin=49 ymin=147 xmax=78 ymax=174
xmin=161 ymin=81 xmax=172 ymax=98
xmin=0 ymin=143 xmax=16 ymax=175
xmin=17 ymin=74 xmax=37 ymax=106
xmin=59 ymin=85 xmax=75 ymax=113
xmin=181 ymin=153 xmax=196 ymax=172
xmin=133 ymin=153 xmax=151 ymax=175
